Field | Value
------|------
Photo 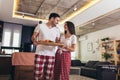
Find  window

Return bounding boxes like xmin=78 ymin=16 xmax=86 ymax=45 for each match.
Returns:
xmin=2 ymin=23 xmax=22 ymax=54
xmin=13 ymin=32 xmax=20 ymax=47
xmin=2 ymin=49 xmax=19 ymax=54
xmin=3 ymin=31 xmax=11 ymax=46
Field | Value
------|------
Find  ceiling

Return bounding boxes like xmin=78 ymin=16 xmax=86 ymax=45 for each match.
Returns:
xmin=0 ymin=0 xmax=120 ymax=36
xmin=16 ymin=0 xmax=88 ymax=20
xmin=14 ymin=0 xmax=99 ymax=23
xmin=76 ymin=8 xmax=120 ymax=36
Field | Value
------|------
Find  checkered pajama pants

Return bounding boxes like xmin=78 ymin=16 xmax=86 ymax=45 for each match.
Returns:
xmin=54 ymin=50 xmax=71 ymax=80
xmin=34 ymin=54 xmax=55 ymax=80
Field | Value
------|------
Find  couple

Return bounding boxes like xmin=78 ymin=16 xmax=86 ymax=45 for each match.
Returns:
xmin=32 ymin=13 xmax=77 ymax=80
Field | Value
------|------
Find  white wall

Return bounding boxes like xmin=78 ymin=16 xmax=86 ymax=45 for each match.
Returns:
xmin=80 ymin=24 xmax=120 ymax=62
xmin=70 ymin=0 xmax=120 ymax=26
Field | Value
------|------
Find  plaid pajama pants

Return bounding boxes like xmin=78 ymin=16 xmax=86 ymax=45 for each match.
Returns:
xmin=34 ymin=54 xmax=55 ymax=80
xmin=54 ymin=49 xmax=71 ymax=80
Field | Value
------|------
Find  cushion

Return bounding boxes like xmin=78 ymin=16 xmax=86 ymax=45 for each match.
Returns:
xmin=93 ymin=61 xmax=112 ymax=68
xmin=85 ymin=61 xmax=99 ymax=68
xmin=80 ymin=67 xmax=97 ymax=78
xmin=71 ymin=60 xmax=81 ymax=66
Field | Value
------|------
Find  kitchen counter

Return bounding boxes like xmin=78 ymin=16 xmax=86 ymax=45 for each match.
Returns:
xmin=0 ymin=55 xmax=12 ymax=75
xmin=12 ymin=52 xmax=35 ymax=80
xmin=0 ymin=54 xmax=11 ymax=57
xmin=12 ymin=52 xmax=35 ymax=66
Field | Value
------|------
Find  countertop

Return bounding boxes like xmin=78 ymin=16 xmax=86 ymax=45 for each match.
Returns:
xmin=0 ymin=54 xmax=11 ymax=57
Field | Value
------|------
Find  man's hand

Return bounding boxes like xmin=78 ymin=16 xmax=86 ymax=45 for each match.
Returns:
xmin=31 ymin=32 xmax=39 ymax=46
xmin=33 ymin=40 xmax=38 ymax=46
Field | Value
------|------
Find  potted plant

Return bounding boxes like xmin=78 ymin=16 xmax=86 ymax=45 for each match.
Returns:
xmin=101 ymin=37 xmax=110 ymax=42
xmin=102 ymin=52 xmax=112 ymax=61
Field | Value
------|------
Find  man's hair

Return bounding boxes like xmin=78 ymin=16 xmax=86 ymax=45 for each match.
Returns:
xmin=49 ymin=13 xmax=60 ymax=20
xmin=65 ymin=21 xmax=76 ymax=35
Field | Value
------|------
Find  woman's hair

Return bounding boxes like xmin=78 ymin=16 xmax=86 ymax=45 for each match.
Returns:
xmin=65 ymin=21 xmax=75 ymax=35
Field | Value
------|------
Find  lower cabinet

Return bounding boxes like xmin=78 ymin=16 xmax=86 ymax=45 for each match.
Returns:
xmin=14 ymin=66 xmax=34 ymax=80
xmin=0 ymin=56 xmax=12 ymax=75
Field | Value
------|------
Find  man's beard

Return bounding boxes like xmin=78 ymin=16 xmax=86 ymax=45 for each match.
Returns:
xmin=52 ymin=23 xmax=56 ymax=27
xmin=64 ymin=30 xmax=67 ymax=34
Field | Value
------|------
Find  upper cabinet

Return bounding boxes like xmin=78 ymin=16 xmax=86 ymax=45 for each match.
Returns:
xmin=21 ymin=26 xmax=35 ymax=52
xmin=0 ymin=21 xmax=3 ymax=42
xmin=21 ymin=25 xmax=35 ymax=45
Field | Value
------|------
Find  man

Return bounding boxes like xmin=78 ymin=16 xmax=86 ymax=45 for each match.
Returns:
xmin=31 ymin=13 xmax=60 ymax=80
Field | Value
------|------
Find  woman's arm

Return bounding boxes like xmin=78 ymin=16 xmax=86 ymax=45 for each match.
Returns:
xmin=64 ymin=44 xmax=76 ymax=52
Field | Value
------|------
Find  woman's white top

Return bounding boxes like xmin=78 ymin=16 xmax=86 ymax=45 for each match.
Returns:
xmin=59 ymin=34 xmax=77 ymax=51
xmin=34 ymin=23 xmax=60 ymax=56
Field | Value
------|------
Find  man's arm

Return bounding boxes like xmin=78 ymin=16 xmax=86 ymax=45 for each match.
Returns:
xmin=31 ymin=32 xmax=39 ymax=46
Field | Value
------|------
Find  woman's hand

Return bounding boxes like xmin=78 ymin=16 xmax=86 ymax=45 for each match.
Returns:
xmin=60 ymin=44 xmax=76 ymax=52
xmin=55 ymin=37 xmax=60 ymax=43
xmin=59 ymin=44 xmax=68 ymax=49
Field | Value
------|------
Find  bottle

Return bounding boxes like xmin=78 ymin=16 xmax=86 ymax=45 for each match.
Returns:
xmin=2 ymin=49 xmax=5 ymax=55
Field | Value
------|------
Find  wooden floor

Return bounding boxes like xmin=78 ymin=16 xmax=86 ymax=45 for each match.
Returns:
xmin=70 ymin=75 xmax=96 ymax=80
xmin=0 ymin=75 xmax=96 ymax=80
xmin=0 ymin=75 xmax=10 ymax=80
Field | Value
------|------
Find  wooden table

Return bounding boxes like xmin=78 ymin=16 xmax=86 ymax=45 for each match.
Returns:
xmin=70 ymin=67 xmax=81 ymax=75
xmin=12 ymin=52 xmax=35 ymax=80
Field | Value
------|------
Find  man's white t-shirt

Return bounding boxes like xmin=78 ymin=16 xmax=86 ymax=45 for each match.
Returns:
xmin=34 ymin=23 xmax=60 ymax=56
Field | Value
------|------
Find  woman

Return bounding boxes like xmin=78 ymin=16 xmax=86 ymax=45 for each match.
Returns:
xmin=54 ymin=21 xmax=77 ymax=80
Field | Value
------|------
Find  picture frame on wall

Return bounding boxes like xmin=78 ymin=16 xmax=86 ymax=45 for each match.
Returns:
xmin=87 ymin=42 xmax=93 ymax=51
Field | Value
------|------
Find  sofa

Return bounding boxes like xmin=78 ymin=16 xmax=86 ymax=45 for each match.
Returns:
xmin=97 ymin=65 xmax=117 ymax=80
xmin=80 ymin=61 xmax=99 ymax=78
xmin=70 ymin=60 xmax=85 ymax=75
xmin=70 ymin=60 xmax=116 ymax=79
xmin=80 ymin=61 xmax=113 ymax=79
xmin=71 ymin=60 xmax=85 ymax=67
